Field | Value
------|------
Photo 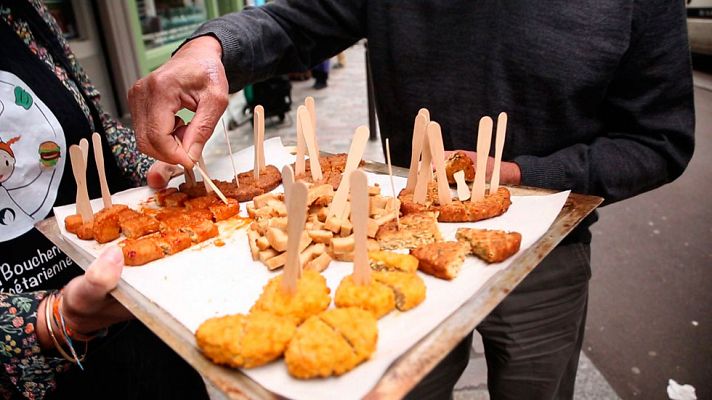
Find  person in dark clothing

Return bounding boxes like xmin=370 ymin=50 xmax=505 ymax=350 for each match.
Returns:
xmin=128 ymin=1 xmax=695 ymax=399
xmin=311 ymin=59 xmax=330 ymax=89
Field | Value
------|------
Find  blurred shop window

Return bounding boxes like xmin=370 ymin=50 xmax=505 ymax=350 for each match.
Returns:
xmin=44 ymin=0 xmax=79 ymax=40
xmin=138 ymin=0 xmax=208 ymax=50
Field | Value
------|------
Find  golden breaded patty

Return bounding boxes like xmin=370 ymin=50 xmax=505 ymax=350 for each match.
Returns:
xmin=195 ymin=311 xmax=297 ymax=368
xmin=251 ymin=270 xmax=331 ymax=324
xmin=334 ymin=275 xmax=395 ymax=318
xmin=368 ymin=250 xmax=419 ymax=273
xmin=284 ymin=315 xmax=359 ymax=379
xmin=376 ymin=212 xmax=442 ymax=250
xmin=285 ymin=307 xmax=377 ymax=379
xmin=411 ymin=241 xmax=470 ymax=280
xmin=372 ymin=271 xmax=426 ymax=311
xmin=318 ymin=307 xmax=378 ymax=360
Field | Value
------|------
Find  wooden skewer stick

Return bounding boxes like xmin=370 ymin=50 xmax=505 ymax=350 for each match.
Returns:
xmin=221 ymin=118 xmax=239 ymax=188
xmin=297 ymin=106 xmax=323 ymax=181
xmin=385 ymin=138 xmax=400 ymax=229
xmin=328 ymin=126 xmax=369 ymax=219
xmin=405 ymin=113 xmax=428 ymax=191
xmin=173 ymin=137 xmax=228 ymax=204
xmin=350 ymin=170 xmax=371 ymax=285
xmin=427 ymin=121 xmax=452 ymax=205
xmin=305 ymin=96 xmax=319 ymax=154
xmin=91 ymin=133 xmax=112 ymax=208
xmin=454 ymin=170 xmax=470 ymax=201
xmin=413 ymin=128 xmax=432 ymax=204
xmin=253 ymin=105 xmax=266 ymax=179
xmin=295 ymin=109 xmax=306 ymax=176
xmin=419 ymin=109 xmax=432 ymax=182
xmin=79 ymin=138 xmax=89 ymax=164
xmin=490 ymin=112 xmax=508 ymax=194
xmin=198 ymin=155 xmax=213 ymax=194
xmin=472 ymin=116 xmax=493 ymax=201
xmin=281 ymin=165 xmax=294 ymax=204
xmin=69 ymin=145 xmax=93 ymax=222
xmin=282 ymin=180 xmax=308 ymax=295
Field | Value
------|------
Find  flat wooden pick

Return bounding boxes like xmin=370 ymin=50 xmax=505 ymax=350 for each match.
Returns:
xmin=253 ymin=105 xmax=265 ymax=179
xmin=328 ymin=126 xmax=369 ymax=219
xmin=198 ymin=155 xmax=213 ymax=194
xmin=281 ymin=165 xmax=294 ymax=204
xmin=282 ymin=181 xmax=308 ymax=294
xmin=405 ymin=113 xmax=428 ymax=191
xmin=297 ymin=106 xmax=322 ymax=181
xmin=385 ymin=138 xmax=400 ymax=228
xmin=472 ymin=116 xmax=493 ymax=201
xmin=427 ymin=122 xmax=452 ymax=205
xmin=454 ymin=170 xmax=470 ymax=201
xmin=295 ymin=109 xmax=306 ymax=175
xmin=413 ymin=129 xmax=432 ymax=204
xmin=419 ymin=108 xmax=430 ymax=121
xmin=350 ymin=170 xmax=371 ymax=285
xmin=91 ymin=132 xmax=112 ymax=208
xmin=305 ymin=96 xmax=319 ymax=154
xmin=69 ymin=145 xmax=93 ymax=222
xmin=490 ymin=112 xmax=508 ymax=194
xmin=258 ymin=107 xmax=265 ymax=171
xmin=79 ymin=138 xmax=89 ymax=164
xmin=172 ymin=136 xmax=228 ymax=204
xmin=222 ymin=118 xmax=239 ymax=188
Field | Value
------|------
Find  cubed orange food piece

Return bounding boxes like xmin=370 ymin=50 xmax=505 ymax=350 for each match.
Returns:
xmin=164 ymin=192 xmax=189 ymax=208
xmin=95 ymin=204 xmax=128 ymax=219
xmin=117 ymin=208 xmax=141 ymax=224
xmin=181 ymin=219 xmax=219 ymax=243
xmin=76 ymin=222 xmax=94 ymax=240
xmin=184 ymin=195 xmax=219 ymax=210
xmin=189 ymin=209 xmax=213 ymax=221
xmin=154 ymin=207 xmax=184 ymax=221
xmin=120 ymin=215 xmax=160 ymax=239
xmin=64 ymin=214 xmax=83 ymax=233
xmin=155 ymin=188 xmax=178 ymax=206
xmin=156 ymin=230 xmax=193 ymax=254
xmin=120 ymin=237 xmax=164 ymax=266
xmin=208 ymin=198 xmax=239 ymax=221
xmin=93 ymin=208 xmax=122 ymax=244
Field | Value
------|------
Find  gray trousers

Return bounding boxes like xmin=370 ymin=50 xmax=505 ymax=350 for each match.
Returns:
xmin=406 ymin=242 xmax=591 ymax=400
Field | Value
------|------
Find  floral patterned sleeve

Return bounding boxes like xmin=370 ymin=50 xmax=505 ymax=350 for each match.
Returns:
xmin=0 ymin=291 xmax=70 ymax=400
xmin=28 ymin=0 xmax=154 ymax=187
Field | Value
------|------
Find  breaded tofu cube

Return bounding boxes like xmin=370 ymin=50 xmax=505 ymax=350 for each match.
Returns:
xmin=372 ymin=271 xmax=426 ymax=311
xmin=410 ymin=241 xmax=469 ymax=280
xmin=120 ymin=214 xmax=160 ymax=239
xmin=334 ymin=275 xmax=395 ymax=318
xmin=64 ymin=214 xmax=83 ymax=233
xmin=195 ymin=311 xmax=297 ymax=369
xmin=117 ymin=208 xmax=141 ymax=224
xmin=120 ymin=237 xmax=164 ymax=266
xmin=163 ymin=192 xmax=189 ymax=208
xmin=76 ymin=221 xmax=94 ymax=240
xmin=184 ymin=194 xmax=220 ymax=210
xmin=251 ymin=270 xmax=331 ymax=324
xmin=155 ymin=187 xmax=178 ymax=206
xmin=92 ymin=205 xmax=128 ymax=243
xmin=208 ymin=198 xmax=239 ymax=221
xmin=181 ymin=219 xmax=218 ymax=243
xmin=156 ymin=230 xmax=192 ymax=254
xmin=285 ymin=307 xmax=377 ymax=379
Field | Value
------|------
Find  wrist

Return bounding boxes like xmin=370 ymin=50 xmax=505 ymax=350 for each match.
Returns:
xmin=182 ymin=34 xmax=223 ymax=60
xmin=503 ymin=161 xmax=522 ymax=185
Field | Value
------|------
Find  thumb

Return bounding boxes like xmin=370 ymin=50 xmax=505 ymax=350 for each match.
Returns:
xmin=66 ymin=246 xmax=123 ymax=312
xmin=147 ymin=161 xmax=183 ymax=189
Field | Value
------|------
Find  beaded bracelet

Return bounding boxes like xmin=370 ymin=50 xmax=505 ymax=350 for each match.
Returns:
xmin=53 ymin=291 xmax=109 ymax=342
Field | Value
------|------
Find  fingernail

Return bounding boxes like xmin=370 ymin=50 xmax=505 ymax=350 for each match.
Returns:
xmin=102 ymin=246 xmax=124 ymax=265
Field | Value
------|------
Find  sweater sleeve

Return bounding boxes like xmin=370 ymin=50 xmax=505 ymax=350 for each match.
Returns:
xmin=513 ymin=0 xmax=695 ymax=204
xmin=0 ymin=291 xmax=70 ymax=400
xmin=188 ymin=0 xmax=367 ymax=93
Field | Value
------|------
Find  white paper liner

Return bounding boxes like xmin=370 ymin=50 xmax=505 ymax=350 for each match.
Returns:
xmin=53 ymin=137 xmax=569 ymax=400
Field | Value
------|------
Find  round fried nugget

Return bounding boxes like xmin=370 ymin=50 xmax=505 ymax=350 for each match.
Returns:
xmin=195 ymin=311 xmax=297 ymax=368
xmin=251 ymin=270 xmax=331 ymax=324
xmin=372 ymin=271 xmax=426 ymax=311
xmin=285 ymin=307 xmax=377 ymax=379
xmin=334 ymin=275 xmax=395 ymax=318
xmin=445 ymin=151 xmax=475 ymax=184
xmin=368 ymin=250 xmax=419 ymax=273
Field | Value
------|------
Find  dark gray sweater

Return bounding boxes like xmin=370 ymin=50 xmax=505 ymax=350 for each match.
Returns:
xmin=192 ymin=0 xmax=694 ymax=208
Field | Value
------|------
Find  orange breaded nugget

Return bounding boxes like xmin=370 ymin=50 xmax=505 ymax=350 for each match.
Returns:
xmin=156 ymin=230 xmax=192 ymax=255
xmin=208 ymin=198 xmax=239 ymax=221
xmin=372 ymin=271 xmax=426 ymax=311
xmin=120 ymin=236 xmax=164 ymax=266
xmin=285 ymin=307 xmax=377 ymax=379
xmin=411 ymin=241 xmax=469 ymax=280
xmin=164 ymin=192 xmax=189 ymax=208
xmin=155 ymin=187 xmax=178 ymax=206
xmin=334 ymin=275 xmax=395 ymax=319
xmin=195 ymin=311 xmax=297 ymax=369
xmin=64 ymin=214 xmax=83 ymax=233
xmin=120 ymin=214 xmax=160 ymax=239
xmin=184 ymin=194 xmax=220 ymax=210
xmin=251 ymin=270 xmax=331 ymax=324
xmin=76 ymin=222 xmax=94 ymax=240
xmin=181 ymin=219 xmax=218 ymax=243
xmin=368 ymin=250 xmax=419 ymax=273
